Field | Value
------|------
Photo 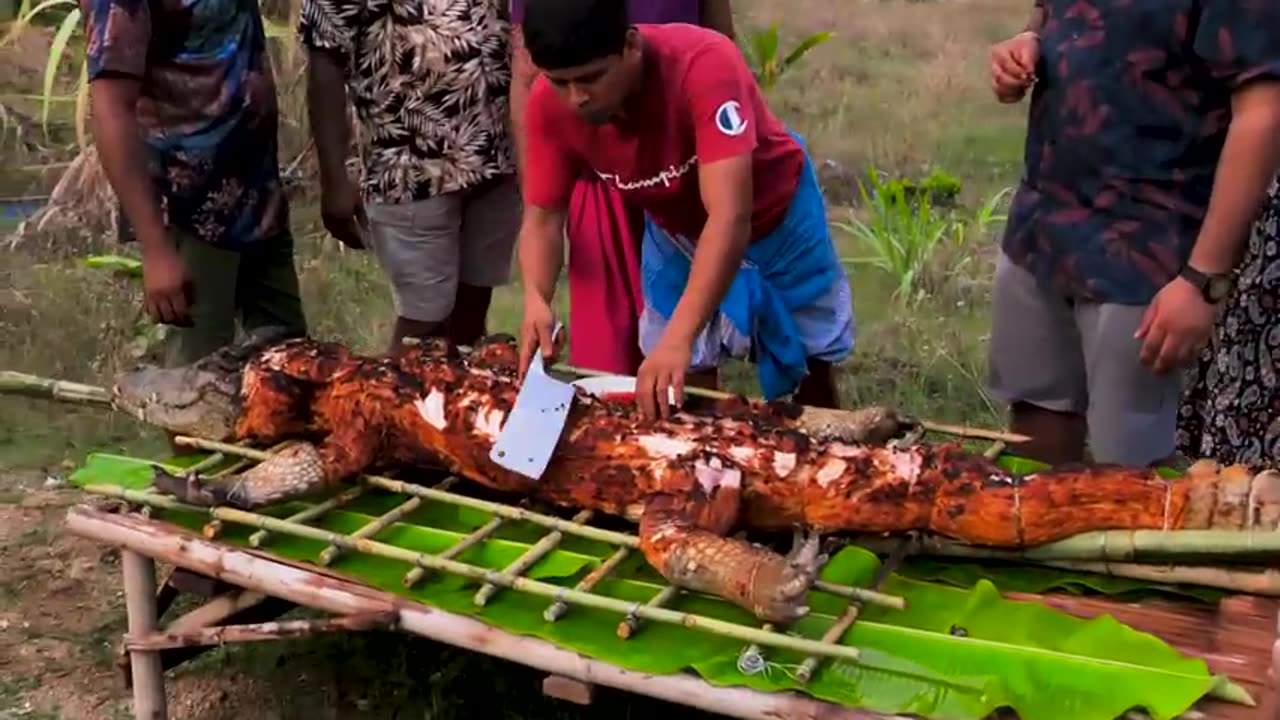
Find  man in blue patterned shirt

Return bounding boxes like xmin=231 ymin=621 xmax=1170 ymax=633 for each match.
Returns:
xmin=987 ymin=0 xmax=1280 ymax=466
xmin=82 ymin=0 xmax=307 ymax=366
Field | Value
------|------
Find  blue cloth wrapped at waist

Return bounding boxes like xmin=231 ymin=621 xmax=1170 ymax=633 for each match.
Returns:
xmin=640 ymin=130 xmax=850 ymax=400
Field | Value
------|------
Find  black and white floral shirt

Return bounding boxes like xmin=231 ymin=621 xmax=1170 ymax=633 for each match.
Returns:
xmin=298 ymin=0 xmax=515 ymax=204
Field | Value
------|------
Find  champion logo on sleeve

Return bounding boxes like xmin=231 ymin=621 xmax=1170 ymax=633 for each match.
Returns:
xmin=714 ymin=100 xmax=749 ymax=136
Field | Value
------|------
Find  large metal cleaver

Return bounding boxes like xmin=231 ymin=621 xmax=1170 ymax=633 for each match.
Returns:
xmin=488 ymin=323 xmax=576 ymax=480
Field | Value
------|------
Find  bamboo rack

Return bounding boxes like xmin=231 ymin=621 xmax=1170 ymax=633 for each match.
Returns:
xmin=82 ymin=480 xmax=869 ymax=663
xmin=74 ymin=436 xmax=1262 ymax=708
xmin=79 ymin=434 xmax=921 ymax=668
xmin=63 ymin=506 xmax=923 ymax=720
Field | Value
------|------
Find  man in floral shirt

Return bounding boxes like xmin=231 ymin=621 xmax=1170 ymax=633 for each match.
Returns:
xmin=82 ymin=0 xmax=307 ymax=366
xmin=987 ymin=0 xmax=1280 ymax=466
xmin=299 ymin=0 xmax=518 ymax=354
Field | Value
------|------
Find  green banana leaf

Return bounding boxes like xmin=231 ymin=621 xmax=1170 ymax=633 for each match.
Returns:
xmin=83 ymin=254 xmax=143 ymax=278
xmin=896 ymin=559 xmax=1226 ymax=604
xmin=994 ymin=453 xmax=1183 ymax=480
xmin=69 ymin=452 xmax=1250 ymax=720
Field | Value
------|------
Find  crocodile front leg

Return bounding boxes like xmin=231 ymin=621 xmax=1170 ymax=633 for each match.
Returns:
xmin=638 ymin=458 xmax=827 ymax=624
xmin=151 ymin=428 xmax=378 ymax=509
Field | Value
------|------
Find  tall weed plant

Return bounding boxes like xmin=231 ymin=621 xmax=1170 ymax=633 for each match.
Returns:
xmin=836 ymin=169 xmax=1010 ymax=305
xmin=741 ymin=22 xmax=833 ymax=91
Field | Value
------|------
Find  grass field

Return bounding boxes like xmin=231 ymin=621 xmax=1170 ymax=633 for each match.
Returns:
xmin=0 ymin=1 xmax=1032 ymax=717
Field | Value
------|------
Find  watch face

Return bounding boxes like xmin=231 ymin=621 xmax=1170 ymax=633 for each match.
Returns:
xmin=1207 ymin=276 xmax=1232 ymax=302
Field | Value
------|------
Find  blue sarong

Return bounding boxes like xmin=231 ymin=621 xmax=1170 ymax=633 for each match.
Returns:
xmin=638 ymin=131 xmax=855 ymax=400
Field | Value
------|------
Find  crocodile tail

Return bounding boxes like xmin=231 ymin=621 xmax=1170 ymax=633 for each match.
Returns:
xmin=925 ymin=453 xmax=1192 ymax=547
xmin=928 ymin=458 xmax=1280 ymax=547
xmin=1178 ymin=459 xmax=1280 ymax=531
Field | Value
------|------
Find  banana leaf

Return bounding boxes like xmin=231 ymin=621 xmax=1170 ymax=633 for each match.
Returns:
xmin=69 ymin=452 xmax=1251 ymax=720
xmin=896 ymin=559 xmax=1226 ymax=604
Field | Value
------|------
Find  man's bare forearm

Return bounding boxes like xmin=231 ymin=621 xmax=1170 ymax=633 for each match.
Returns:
xmin=307 ymin=49 xmax=352 ymax=188
xmin=1188 ymin=80 xmax=1280 ymax=275
xmin=509 ymin=25 xmax=537 ymax=181
xmin=517 ymin=204 xmax=566 ymax=303
xmin=664 ymin=210 xmax=751 ymax=345
xmin=89 ymin=78 xmax=168 ymax=254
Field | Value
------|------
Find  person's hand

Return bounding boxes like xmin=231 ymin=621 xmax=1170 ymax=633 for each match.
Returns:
xmin=1135 ymin=276 xmax=1218 ymax=375
xmin=141 ymin=241 xmax=193 ymax=327
xmin=321 ymin=176 xmax=368 ymax=250
xmin=635 ymin=334 xmax=692 ymax=420
xmin=517 ymin=294 xmax=563 ymax=380
xmin=990 ymin=31 xmax=1039 ymax=103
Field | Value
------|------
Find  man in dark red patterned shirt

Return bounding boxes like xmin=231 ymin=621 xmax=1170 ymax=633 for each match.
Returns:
xmin=987 ymin=0 xmax=1280 ymax=467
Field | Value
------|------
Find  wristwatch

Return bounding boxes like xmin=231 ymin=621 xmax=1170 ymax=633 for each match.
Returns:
xmin=1179 ymin=264 xmax=1233 ymax=304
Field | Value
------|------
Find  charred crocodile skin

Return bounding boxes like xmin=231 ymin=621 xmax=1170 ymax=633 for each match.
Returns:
xmin=112 ymin=331 xmax=1280 ymax=623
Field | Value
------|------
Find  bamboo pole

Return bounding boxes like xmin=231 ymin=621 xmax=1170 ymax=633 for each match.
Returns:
xmin=854 ymin=530 xmax=1280 ymax=563
xmin=121 ymin=550 xmax=167 ymax=720
xmin=320 ymin=495 xmax=422 ymax=566
xmin=66 ymin=506 xmax=889 ymax=720
xmin=169 ymin=436 xmax=906 ymax=610
xmin=796 ymin=604 xmax=864 ymax=683
xmin=545 ymin=546 xmax=632 ymax=622
xmin=124 ymin=611 xmax=398 ymax=651
xmin=859 ymin=540 xmax=1280 ymax=596
xmin=80 ymin=485 xmax=864 ymax=662
xmin=166 ymin=590 xmax=267 ymax=633
xmin=0 ymin=370 xmax=112 ymax=405
xmin=553 ymin=363 xmax=1031 ymax=444
xmin=0 ymin=368 xmax=1030 ymax=444
xmin=250 ymin=485 xmax=367 ymax=548
xmin=475 ymin=509 xmax=593 ymax=606
xmin=406 ymin=516 xmax=505 ymax=588
xmin=1034 ymin=560 xmax=1280 ymax=597
xmin=619 ymin=586 xmax=681 ymax=639
xmin=318 ymin=474 xmax=451 ymax=565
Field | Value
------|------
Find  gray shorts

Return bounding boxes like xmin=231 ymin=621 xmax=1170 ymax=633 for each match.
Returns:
xmin=364 ymin=174 xmax=520 ymax=323
xmin=987 ymin=252 xmax=1182 ymax=466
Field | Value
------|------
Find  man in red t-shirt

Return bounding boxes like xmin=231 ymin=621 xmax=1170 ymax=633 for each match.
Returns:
xmin=517 ymin=0 xmax=854 ymax=418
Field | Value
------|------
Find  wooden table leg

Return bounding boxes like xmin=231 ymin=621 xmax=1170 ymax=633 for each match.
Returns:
xmin=122 ymin=550 xmax=168 ymax=720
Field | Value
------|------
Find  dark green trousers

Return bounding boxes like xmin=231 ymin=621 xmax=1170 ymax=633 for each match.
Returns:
xmin=162 ymin=229 xmax=308 ymax=367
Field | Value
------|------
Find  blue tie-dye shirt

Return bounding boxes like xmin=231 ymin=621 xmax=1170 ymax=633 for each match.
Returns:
xmin=81 ymin=0 xmax=288 ymax=247
xmin=1002 ymin=0 xmax=1280 ymax=305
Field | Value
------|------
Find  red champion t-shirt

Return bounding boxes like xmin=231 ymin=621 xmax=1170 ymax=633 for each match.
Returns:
xmin=523 ymin=23 xmax=805 ymax=242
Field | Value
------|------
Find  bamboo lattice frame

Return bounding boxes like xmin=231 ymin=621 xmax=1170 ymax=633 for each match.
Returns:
xmin=71 ymin=411 xmax=1023 ymax=679
xmin=69 ymin=420 xmax=1280 ymax=684
xmin=82 ymin=433 xmax=941 ymax=674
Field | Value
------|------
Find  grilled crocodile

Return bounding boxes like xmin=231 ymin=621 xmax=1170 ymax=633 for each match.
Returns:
xmin=107 ymin=327 xmax=1280 ymax=623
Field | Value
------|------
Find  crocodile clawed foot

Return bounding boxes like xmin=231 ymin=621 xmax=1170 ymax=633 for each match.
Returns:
xmin=150 ymin=465 xmax=249 ymax=508
xmin=757 ymin=526 xmax=828 ymax=624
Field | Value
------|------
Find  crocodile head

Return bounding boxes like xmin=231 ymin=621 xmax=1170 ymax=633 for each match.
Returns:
xmin=112 ymin=326 xmax=302 ymax=441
